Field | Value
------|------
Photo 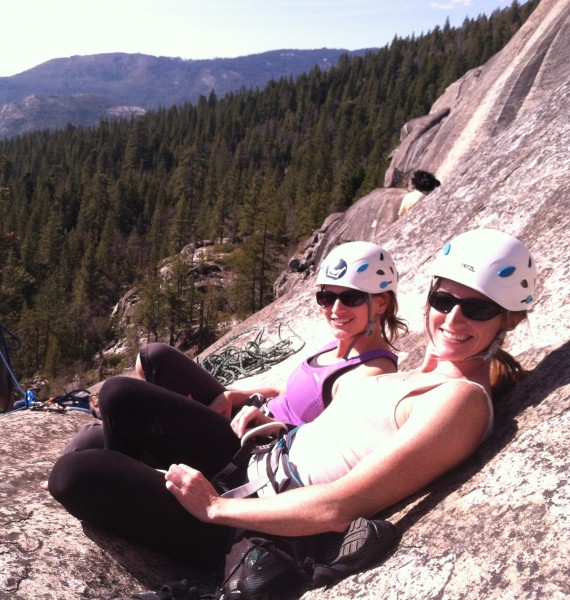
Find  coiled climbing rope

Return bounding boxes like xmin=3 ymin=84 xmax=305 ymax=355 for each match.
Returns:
xmin=198 ymin=324 xmax=305 ymax=386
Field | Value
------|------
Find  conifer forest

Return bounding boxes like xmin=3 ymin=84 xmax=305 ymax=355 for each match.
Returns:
xmin=0 ymin=1 xmax=537 ymax=391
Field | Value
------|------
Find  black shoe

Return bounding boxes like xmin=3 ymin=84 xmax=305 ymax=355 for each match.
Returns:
xmin=331 ymin=517 xmax=400 ymax=569
xmin=312 ymin=517 xmax=400 ymax=586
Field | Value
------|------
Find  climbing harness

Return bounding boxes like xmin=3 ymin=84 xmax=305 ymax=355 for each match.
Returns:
xmin=198 ymin=324 xmax=305 ymax=386
xmin=212 ymin=421 xmax=303 ymax=500
xmin=111 ymin=424 xmax=401 ymax=600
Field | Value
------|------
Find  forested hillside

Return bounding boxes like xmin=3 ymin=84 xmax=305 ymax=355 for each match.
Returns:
xmin=0 ymin=1 xmax=537 ymax=392
xmin=0 ymin=49 xmax=375 ymax=139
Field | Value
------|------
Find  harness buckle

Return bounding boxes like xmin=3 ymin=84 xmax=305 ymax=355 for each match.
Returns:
xmin=240 ymin=421 xmax=288 ymax=447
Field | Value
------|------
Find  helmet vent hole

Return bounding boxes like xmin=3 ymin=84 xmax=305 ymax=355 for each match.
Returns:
xmin=521 ymin=279 xmax=528 ymax=288
xmin=376 ymin=269 xmax=385 ymax=276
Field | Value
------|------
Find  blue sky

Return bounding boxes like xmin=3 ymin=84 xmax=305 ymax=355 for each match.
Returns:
xmin=0 ymin=0 xmax=521 ymax=77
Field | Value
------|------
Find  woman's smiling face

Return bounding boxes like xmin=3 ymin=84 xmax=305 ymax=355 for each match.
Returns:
xmin=319 ymin=285 xmax=372 ymax=340
xmin=427 ymin=279 xmax=507 ymax=361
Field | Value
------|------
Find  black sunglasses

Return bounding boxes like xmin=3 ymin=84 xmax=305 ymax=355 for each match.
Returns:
xmin=316 ymin=289 xmax=368 ymax=308
xmin=428 ymin=290 xmax=505 ymax=321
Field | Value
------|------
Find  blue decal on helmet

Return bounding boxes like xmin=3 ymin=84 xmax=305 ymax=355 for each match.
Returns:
xmin=379 ymin=281 xmax=390 ymax=289
xmin=356 ymin=262 xmax=369 ymax=273
xmin=443 ymin=243 xmax=451 ymax=255
xmin=498 ymin=266 xmax=516 ymax=278
xmin=523 ymin=295 xmax=533 ymax=304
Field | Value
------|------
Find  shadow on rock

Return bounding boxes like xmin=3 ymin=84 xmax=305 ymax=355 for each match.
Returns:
xmin=83 ymin=523 xmax=221 ymax=597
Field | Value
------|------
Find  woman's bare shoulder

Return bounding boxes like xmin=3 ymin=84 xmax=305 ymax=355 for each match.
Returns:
xmin=404 ymin=377 xmax=492 ymax=446
xmin=413 ymin=376 xmax=489 ymax=412
xmin=354 ymin=355 xmax=398 ymax=376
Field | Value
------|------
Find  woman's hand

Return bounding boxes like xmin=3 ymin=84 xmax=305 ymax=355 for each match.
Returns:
xmin=231 ymin=406 xmax=274 ymax=438
xmin=165 ymin=464 xmax=220 ymax=522
xmin=209 ymin=388 xmax=282 ymax=417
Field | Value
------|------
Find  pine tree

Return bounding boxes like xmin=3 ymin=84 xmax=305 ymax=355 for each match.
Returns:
xmin=134 ymin=268 xmax=167 ymax=344
xmin=162 ymin=254 xmax=196 ymax=346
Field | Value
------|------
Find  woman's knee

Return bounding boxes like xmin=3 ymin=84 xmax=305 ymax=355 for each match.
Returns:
xmin=138 ymin=343 xmax=218 ymax=399
xmin=48 ymin=450 xmax=121 ymax=522
xmin=137 ymin=343 xmax=175 ymax=382
xmin=48 ymin=452 xmax=90 ymax=504
xmin=98 ymin=376 xmax=142 ymax=414
xmin=63 ymin=423 xmax=104 ymax=453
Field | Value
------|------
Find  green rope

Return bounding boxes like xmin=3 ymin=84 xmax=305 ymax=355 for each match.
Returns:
xmin=198 ymin=324 xmax=305 ymax=386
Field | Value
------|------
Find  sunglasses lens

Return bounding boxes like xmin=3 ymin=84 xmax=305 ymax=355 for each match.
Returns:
xmin=339 ymin=291 xmax=367 ymax=307
xmin=316 ymin=290 xmax=367 ymax=307
xmin=428 ymin=291 xmax=455 ymax=313
xmin=461 ymin=301 xmax=503 ymax=321
xmin=316 ymin=291 xmax=335 ymax=307
xmin=428 ymin=291 xmax=503 ymax=321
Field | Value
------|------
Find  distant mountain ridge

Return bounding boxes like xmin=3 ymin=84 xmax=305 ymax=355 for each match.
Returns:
xmin=0 ymin=49 xmax=370 ymax=138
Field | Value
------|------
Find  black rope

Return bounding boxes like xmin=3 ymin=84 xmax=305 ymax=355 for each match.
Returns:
xmin=198 ymin=324 xmax=305 ymax=386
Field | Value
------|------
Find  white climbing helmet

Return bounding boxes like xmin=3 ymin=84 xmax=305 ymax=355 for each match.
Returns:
xmin=431 ymin=229 xmax=536 ymax=312
xmin=316 ymin=241 xmax=398 ymax=294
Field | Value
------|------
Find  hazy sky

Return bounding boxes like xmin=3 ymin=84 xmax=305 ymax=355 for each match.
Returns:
xmin=1 ymin=0 xmax=519 ymax=77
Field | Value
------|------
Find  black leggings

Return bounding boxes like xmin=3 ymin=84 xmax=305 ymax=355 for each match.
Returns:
xmin=64 ymin=343 xmax=227 ymax=453
xmin=48 ymin=376 xmax=240 ymax=564
xmin=138 ymin=342 xmax=226 ymax=400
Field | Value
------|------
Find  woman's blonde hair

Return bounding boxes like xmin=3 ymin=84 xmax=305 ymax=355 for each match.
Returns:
xmin=489 ymin=312 xmax=528 ymax=400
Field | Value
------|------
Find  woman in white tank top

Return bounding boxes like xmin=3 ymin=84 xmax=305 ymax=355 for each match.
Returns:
xmin=165 ymin=229 xmax=536 ymax=538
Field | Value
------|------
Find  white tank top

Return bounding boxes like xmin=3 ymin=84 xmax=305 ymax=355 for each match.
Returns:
xmin=290 ymin=372 xmax=492 ymax=485
xmin=248 ymin=372 xmax=493 ymax=496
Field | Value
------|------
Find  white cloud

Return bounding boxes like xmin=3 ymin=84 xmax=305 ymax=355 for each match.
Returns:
xmin=430 ymin=0 xmax=472 ymax=9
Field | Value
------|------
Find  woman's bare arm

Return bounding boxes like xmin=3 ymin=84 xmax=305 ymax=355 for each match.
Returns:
xmin=166 ymin=380 xmax=491 ymax=536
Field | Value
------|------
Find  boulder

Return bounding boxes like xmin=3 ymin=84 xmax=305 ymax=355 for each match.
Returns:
xmin=1 ymin=0 xmax=569 ymax=597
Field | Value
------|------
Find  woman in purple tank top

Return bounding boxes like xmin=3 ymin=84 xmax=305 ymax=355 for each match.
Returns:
xmin=233 ymin=240 xmax=408 ymax=431
xmin=142 ymin=241 xmax=406 ymax=425
xmin=63 ymin=242 xmax=407 ymax=453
